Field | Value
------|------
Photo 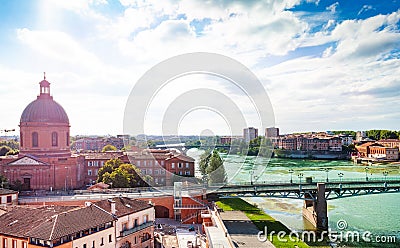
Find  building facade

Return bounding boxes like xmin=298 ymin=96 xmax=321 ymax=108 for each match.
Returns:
xmin=0 ymin=76 xmax=84 ymax=191
xmin=355 ymin=142 xmax=399 ymax=161
xmin=0 ymin=189 xmax=18 ymax=207
xmin=94 ymin=197 xmax=155 ymax=248
xmin=243 ymin=127 xmax=258 ymax=142
xmin=265 ymin=127 xmax=279 ymax=138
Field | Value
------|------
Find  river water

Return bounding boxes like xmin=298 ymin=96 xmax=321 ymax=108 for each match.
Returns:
xmin=187 ymin=149 xmax=400 ymax=243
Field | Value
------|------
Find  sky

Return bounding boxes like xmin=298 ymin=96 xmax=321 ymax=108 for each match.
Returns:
xmin=0 ymin=0 xmax=399 ymax=136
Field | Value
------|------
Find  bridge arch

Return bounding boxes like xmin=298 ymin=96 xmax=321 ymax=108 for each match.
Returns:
xmin=155 ymin=205 xmax=170 ymax=218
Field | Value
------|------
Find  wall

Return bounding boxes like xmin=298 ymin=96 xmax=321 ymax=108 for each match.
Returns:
xmin=0 ymin=236 xmax=28 ymax=248
xmin=72 ymin=227 xmax=115 ymax=248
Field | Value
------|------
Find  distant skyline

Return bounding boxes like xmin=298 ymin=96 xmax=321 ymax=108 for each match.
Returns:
xmin=0 ymin=0 xmax=399 ymax=136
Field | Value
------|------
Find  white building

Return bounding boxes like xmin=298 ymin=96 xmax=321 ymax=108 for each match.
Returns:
xmin=94 ymin=197 xmax=155 ymax=248
xmin=339 ymin=134 xmax=354 ymax=146
xmin=243 ymin=127 xmax=258 ymax=142
xmin=265 ymin=127 xmax=279 ymax=138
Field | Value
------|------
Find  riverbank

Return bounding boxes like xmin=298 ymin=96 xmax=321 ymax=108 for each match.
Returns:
xmin=216 ymin=198 xmax=330 ymax=248
xmin=273 ymin=149 xmax=349 ymax=160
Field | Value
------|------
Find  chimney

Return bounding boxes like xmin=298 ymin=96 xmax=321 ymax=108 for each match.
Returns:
xmin=85 ymin=202 xmax=92 ymax=207
xmin=110 ymin=200 xmax=116 ymax=215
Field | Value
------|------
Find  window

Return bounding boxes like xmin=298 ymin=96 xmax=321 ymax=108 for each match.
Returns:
xmin=171 ymin=163 xmax=175 ymax=169
xmin=32 ymin=132 xmax=38 ymax=147
xmin=3 ymin=238 xmax=7 ymax=248
xmin=12 ymin=240 xmax=16 ymax=248
xmin=52 ymin=132 xmax=58 ymax=146
xmin=100 ymin=238 xmax=104 ymax=246
xmin=186 ymin=163 xmax=189 ymax=168
xmin=143 ymin=161 xmax=147 ymax=166
xmin=88 ymin=161 xmax=92 ymax=166
xmin=92 ymin=241 xmax=95 ymax=248
xmin=134 ymin=219 xmax=138 ymax=227
xmin=108 ymin=234 xmax=112 ymax=243
xmin=161 ymin=161 xmax=164 ymax=166
xmin=22 ymin=242 xmax=27 ymax=248
xmin=149 ymin=161 xmax=153 ymax=166
xmin=137 ymin=161 xmax=140 ymax=166
xmin=83 ymin=244 xmax=87 ymax=248
xmin=20 ymin=133 xmax=23 ymax=147
xmin=179 ymin=171 xmax=183 ymax=175
xmin=122 ymin=222 xmax=128 ymax=231
xmin=178 ymin=163 xmax=182 ymax=168
xmin=66 ymin=132 xmax=69 ymax=146
xmin=143 ymin=215 xmax=148 ymax=223
xmin=88 ymin=170 xmax=92 ymax=176
xmin=185 ymin=171 xmax=191 ymax=175
xmin=7 ymin=196 xmax=12 ymax=203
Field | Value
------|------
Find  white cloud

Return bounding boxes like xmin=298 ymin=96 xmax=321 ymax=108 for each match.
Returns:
xmin=358 ymin=5 xmax=374 ymax=16
xmin=326 ymin=2 xmax=339 ymax=14
xmin=1 ymin=0 xmax=400 ymax=135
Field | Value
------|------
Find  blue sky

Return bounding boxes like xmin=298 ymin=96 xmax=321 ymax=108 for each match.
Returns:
xmin=0 ymin=0 xmax=399 ymax=136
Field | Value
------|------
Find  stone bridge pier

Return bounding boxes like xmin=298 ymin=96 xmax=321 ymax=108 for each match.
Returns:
xmin=302 ymin=183 xmax=328 ymax=231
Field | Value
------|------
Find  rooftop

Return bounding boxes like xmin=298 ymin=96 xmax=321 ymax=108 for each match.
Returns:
xmin=26 ymin=205 xmax=116 ymax=241
xmin=0 ymin=206 xmax=78 ymax=238
xmin=93 ymin=197 xmax=152 ymax=218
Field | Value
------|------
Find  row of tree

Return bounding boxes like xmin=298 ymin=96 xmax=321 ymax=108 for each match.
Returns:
xmin=332 ymin=130 xmax=400 ymax=140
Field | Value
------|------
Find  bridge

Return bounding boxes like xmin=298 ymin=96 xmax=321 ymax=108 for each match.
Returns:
xmin=208 ymin=177 xmax=400 ymax=231
xmin=154 ymin=143 xmax=244 ymax=153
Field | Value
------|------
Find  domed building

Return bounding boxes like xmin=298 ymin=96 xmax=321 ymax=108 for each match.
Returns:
xmin=20 ymin=76 xmax=71 ymax=157
xmin=0 ymin=75 xmax=84 ymax=191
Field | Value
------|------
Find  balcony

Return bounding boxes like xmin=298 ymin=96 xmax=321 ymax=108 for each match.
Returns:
xmin=120 ymin=221 xmax=153 ymax=237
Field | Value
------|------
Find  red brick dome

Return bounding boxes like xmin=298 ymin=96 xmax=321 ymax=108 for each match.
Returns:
xmin=20 ymin=78 xmax=69 ymax=124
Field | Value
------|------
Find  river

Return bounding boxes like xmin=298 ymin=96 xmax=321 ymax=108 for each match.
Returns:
xmin=187 ymin=149 xmax=400 ymax=245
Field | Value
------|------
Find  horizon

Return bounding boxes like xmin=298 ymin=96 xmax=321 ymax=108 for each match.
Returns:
xmin=0 ymin=0 xmax=399 ymax=136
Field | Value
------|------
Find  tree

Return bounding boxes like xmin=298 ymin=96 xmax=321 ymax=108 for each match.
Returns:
xmin=0 ymin=146 xmax=11 ymax=156
xmin=102 ymin=144 xmax=117 ymax=152
xmin=206 ymin=150 xmax=227 ymax=185
xmin=199 ymin=150 xmax=211 ymax=176
xmin=97 ymin=158 xmax=123 ymax=183
xmin=0 ymin=175 xmax=9 ymax=188
xmin=96 ymin=158 xmax=151 ymax=188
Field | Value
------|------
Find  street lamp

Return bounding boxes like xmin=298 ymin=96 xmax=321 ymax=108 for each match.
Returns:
xmin=298 ymin=173 xmax=304 ymax=191
xmin=289 ymin=169 xmax=294 ymax=184
xmin=338 ymin=172 xmax=344 ymax=191
xmin=365 ymin=167 xmax=369 ymax=181
xmin=250 ymin=170 xmax=254 ymax=185
xmin=338 ymin=173 xmax=344 ymax=183
xmin=323 ymin=168 xmax=331 ymax=182
xmin=383 ymin=171 xmax=388 ymax=182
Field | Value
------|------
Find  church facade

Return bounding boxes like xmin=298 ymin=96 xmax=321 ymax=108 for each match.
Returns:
xmin=0 ymin=76 xmax=84 ymax=191
xmin=0 ymin=75 xmax=196 ymax=191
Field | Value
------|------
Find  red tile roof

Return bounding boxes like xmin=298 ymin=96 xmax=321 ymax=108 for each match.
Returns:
xmin=26 ymin=205 xmax=116 ymax=241
xmin=93 ymin=197 xmax=152 ymax=218
xmin=0 ymin=206 xmax=78 ymax=238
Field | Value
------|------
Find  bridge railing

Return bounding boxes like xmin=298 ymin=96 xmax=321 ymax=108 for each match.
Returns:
xmin=223 ymin=177 xmax=400 ymax=187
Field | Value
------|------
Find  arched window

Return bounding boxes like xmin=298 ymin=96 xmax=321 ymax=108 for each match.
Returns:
xmin=52 ymin=132 xmax=58 ymax=147
xmin=32 ymin=132 xmax=38 ymax=147
xmin=20 ymin=132 xmax=23 ymax=147
xmin=66 ymin=132 xmax=69 ymax=146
